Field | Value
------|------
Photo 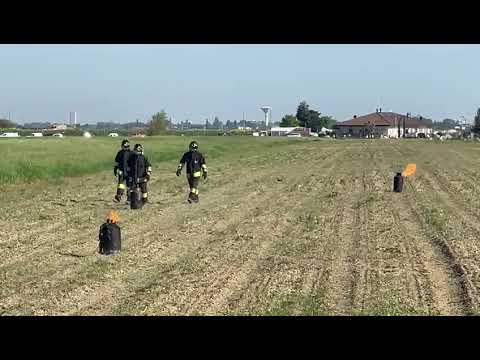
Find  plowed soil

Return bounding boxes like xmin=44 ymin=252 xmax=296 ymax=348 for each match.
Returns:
xmin=2 ymin=139 xmax=480 ymax=315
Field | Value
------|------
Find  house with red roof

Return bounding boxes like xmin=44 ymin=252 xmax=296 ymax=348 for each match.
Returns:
xmin=335 ymin=110 xmax=433 ymax=138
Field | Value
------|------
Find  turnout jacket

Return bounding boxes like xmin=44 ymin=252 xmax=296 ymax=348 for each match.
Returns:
xmin=127 ymin=153 xmax=152 ymax=183
xmin=179 ymin=151 xmax=206 ymax=176
xmin=114 ymin=149 xmax=131 ymax=173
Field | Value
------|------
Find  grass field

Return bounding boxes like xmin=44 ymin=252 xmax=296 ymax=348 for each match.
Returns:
xmin=0 ymin=136 xmax=294 ymax=183
xmin=2 ymin=136 xmax=480 ymax=315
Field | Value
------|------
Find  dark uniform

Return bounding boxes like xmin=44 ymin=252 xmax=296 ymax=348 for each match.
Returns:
xmin=114 ymin=139 xmax=131 ymax=202
xmin=127 ymin=144 xmax=152 ymax=204
xmin=176 ymin=141 xmax=207 ymax=203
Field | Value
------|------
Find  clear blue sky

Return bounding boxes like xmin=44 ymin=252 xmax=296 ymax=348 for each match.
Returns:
xmin=0 ymin=44 xmax=479 ymax=124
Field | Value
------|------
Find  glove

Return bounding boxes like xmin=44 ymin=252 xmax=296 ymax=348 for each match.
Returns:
xmin=203 ymin=171 xmax=208 ymax=181
xmin=114 ymin=167 xmax=118 ymax=176
xmin=145 ymin=174 xmax=150 ymax=181
xmin=176 ymin=169 xmax=181 ymax=177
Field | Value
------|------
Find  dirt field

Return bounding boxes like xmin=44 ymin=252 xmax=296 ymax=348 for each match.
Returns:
xmin=2 ymin=139 xmax=480 ymax=315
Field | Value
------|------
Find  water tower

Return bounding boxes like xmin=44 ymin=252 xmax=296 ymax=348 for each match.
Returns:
xmin=69 ymin=112 xmax=77 ymax=126
xmin=260 ymin=106 xmax=272 ymax=127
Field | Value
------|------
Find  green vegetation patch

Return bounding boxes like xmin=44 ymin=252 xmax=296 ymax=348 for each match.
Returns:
xmin=0 ymin=136 xmax=299 ymax=184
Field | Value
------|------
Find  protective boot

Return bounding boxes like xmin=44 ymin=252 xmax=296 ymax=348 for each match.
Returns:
xmin=114 ymin=188 xmax=124 ymax=202
xmin=142 ymin=193 xmax=148 ymax=205
xmin=189 ymin=192 xmax=199 ymax=203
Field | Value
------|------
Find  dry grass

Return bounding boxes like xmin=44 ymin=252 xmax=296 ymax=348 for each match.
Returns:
xmin=2 ymin=139 xmax=480 ymax=315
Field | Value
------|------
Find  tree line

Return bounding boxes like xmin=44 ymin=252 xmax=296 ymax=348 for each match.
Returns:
xmin=280 ymin=101 xmax=336 ymax=132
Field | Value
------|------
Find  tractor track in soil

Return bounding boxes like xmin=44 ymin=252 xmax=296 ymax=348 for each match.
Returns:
xmin=171 ymin=149 xmax=348 ymax=315
xmin=201 ymin=151 xmax=351 ymax=315
xmin=391 ymin=143 xmax=478 ymax=314
xmin=322 ymin=168 xmax=363 ymax=315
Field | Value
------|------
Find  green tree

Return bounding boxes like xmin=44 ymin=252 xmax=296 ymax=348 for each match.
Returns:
xmin=0 ymin=119 xmax=16 ymax=128
xmin=473 ymin=108 xmax=480 ymax=134
xmin=147 ymin=110 xmax=167 ymax=135
xmin=307 ymin=110 xmax=322 ymax=132
xmin=442 ymin=118 xmax=457 ymax=128
xmin=319 ymin=116 xmax=336 ymax=129
xmin=280 ymin=114 xmax=299 ymax=127
xmin=296 ymin=101 xmax=310 ymax=127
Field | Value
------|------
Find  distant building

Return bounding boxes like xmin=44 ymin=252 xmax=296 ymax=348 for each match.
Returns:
xmin=24 ymin=122 xmax=51 ymax=130
xmin=335 ymin=111 xmax=433 ymax=138
xmin=270 ymin=127 xmax=311 ymax=137
xmin=50 ymin=123 xmax=67 ymax=131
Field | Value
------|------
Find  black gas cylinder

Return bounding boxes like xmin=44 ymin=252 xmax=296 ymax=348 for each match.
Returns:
xmin=130 ymin=188 xmax=143 ymax=209
xmin=393 ymin=172 xmax=404 ymax=193
xmin=99 ymin=222 xmax=121 ymax=255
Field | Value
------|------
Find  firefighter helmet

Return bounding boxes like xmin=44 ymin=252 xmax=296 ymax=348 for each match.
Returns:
xmin=134 ymin=143 xmax=144 ymax=154
xmin=106 ymin=210 xmax=119 ymax=224
xmin=189 ymin=141 xmax=198 ymax=151
xmin=121 ymin=139 xmax=130 ymax=149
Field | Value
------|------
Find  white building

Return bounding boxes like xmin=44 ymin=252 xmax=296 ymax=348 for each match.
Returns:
xmin=50 ymin=123 xmax=67 ymax=131
xmin=270 ymin=127 xmax=311 ymax=137
xmin=270 ymin=127 xmax=297 ymax=136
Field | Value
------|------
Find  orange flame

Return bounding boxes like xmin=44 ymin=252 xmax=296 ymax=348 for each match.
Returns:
xmin=106 ymin=210 xmax=119 ymax=224
xmin=402 ymin=163 xmax=416 ymax=177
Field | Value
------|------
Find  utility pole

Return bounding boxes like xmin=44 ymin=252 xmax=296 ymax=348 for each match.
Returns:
xmin=397 ymin=115 xmax=401 ymax=138
xmin=404 ymin=112 xmax=410 ymax=138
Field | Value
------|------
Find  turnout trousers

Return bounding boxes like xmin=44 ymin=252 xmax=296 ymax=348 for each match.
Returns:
xmin=116 ymin=174 xmax=128 ymax=199
xmin=129 ymin=179 xmax=149 ymax=203
xmin=187 ymin=173 xmax=201 ymax=202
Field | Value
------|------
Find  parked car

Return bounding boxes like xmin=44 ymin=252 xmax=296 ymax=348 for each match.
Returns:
xmin=108 ymin=133 xmax=119 ymax=137
xmin=52 ymin=133 xmax=64 ymax=138
xmin=1 ymin=132 xmax=20 ymax=137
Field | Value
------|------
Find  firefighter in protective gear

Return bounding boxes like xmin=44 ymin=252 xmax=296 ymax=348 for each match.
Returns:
xmin=127 ymin=144 xmax=152 ymax=204
xmin=176 ymin=140 xmax=207 ymax=203
xmin=113 ymin=139 xmax=131 ymax=202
